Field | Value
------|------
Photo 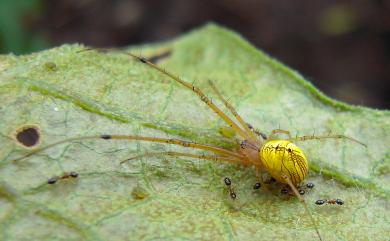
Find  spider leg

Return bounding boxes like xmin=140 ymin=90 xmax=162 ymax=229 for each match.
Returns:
xmin=126 ymin=52 xmax=251 ymax=140
xmin=289 ymin=133 xmax=366 ymax=147
xmin=281 ymin=173 xmax=323 ymax=241
xmin=10 ymin=135 xmax=244 ymax=164
xmin=207 ymin=79 xmax=257 ymax=141
xmin=268 ymin=129 xmax=292 ymax=140
xmin=120 ymin=151 xmax=243 ymax=165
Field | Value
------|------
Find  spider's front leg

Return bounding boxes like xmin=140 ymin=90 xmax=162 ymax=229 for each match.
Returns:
xmin=280 ymin=173 xmax=323 ymax=241
xmin=268 ymin=129 xmax=292 ymax=140
xmin=289 ymin=132 xmax=366 ymax=147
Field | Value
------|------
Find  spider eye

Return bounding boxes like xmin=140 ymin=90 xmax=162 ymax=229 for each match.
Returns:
xmin=287 ymin=148 xmax=292 ymax=152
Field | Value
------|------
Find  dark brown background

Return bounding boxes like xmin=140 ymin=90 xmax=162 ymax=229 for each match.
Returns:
xmin=2 ymin=0 xmax=389 ymax=108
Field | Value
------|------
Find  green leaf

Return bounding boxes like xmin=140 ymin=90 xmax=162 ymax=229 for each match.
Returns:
xmin=0 ymin=24 xmax=389 ymax=241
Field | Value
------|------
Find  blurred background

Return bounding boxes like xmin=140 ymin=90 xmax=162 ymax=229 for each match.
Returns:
xmin=0 ymin=0 xmax=389 ymax=109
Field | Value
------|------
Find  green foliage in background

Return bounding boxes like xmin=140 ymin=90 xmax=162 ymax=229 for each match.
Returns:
xmin=0 ymin=0 xmax=48 ymax=54
xmin=0 ymin=24 xmax=389 ymax=241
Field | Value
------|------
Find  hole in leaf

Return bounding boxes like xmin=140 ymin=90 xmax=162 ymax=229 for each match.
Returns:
xmin=14 ymin=125 xmax=41 ymax=147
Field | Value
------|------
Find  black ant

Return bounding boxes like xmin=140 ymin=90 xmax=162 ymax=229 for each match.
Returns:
xmin=315 ymin=199 xmax=344 ymax=206
xmin=47 ymin=171 xmax=79 ymax=184
xmin=224 ymin=177 xmax=237 ymax=200
xmin=281 ymin=182 xmax=315 ymax=196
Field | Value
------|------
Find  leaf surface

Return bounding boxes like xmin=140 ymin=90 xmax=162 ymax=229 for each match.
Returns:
xmin=0 ymin=24 xmax=389 ymax=241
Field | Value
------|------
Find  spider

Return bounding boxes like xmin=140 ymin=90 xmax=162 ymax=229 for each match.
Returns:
xmin=11 ymin=48 xmax=366 ymax=241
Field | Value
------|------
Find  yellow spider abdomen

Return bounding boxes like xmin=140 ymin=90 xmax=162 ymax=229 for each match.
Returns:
xmin=260 ymin=140 xmax=308 ymax=185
